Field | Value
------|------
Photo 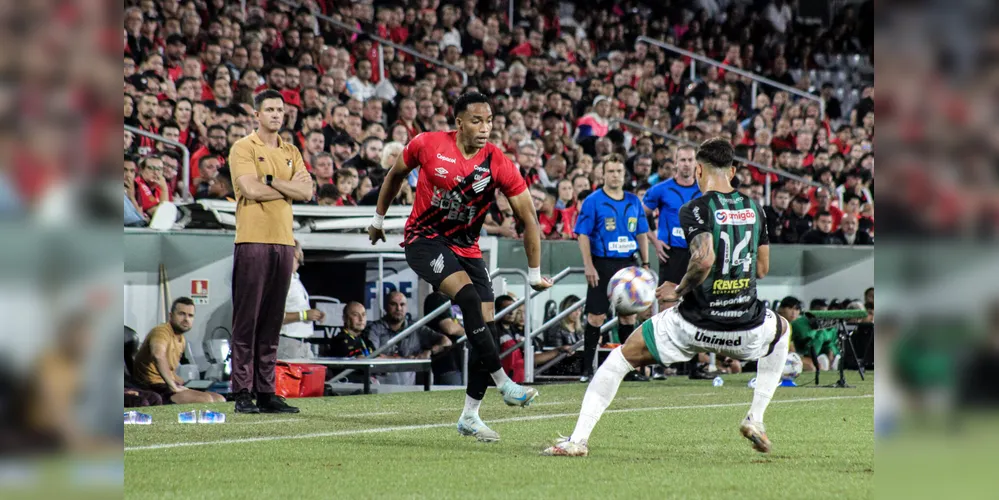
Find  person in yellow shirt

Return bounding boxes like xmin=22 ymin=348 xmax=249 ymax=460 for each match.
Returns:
xmin=133 ymin=297 xmax=225 ymax=404
xmin=227 ymin=89 xmax=314 ymax=414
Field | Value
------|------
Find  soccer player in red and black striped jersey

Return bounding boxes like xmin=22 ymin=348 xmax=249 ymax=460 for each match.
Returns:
xmin=369 ymin=92 xmax=553 ymax=442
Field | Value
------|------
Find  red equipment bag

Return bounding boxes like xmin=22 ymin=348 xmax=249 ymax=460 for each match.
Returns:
xmin=275 ymin=362 xmax=303 ymax=398
xmin=297 ymin=364 xmax=327 ymax=398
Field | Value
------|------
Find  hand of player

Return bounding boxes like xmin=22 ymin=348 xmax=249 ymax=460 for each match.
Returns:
xmin=559 ymin=345 xmax=576 ymax=355
xmin=656 ymin=281 xmax=679 ymax=304
xmin=306 ymin=309 xmax=325 ymax=322
xmin=367 ymin=225 xmax=386 ymax=245
xmin=530 ymin=276 xmax=554 ymax=291
xmin=584 ymin=264 xmax=599 ymax=288
xmin=653 ymin=239 xmax=670 ymax=263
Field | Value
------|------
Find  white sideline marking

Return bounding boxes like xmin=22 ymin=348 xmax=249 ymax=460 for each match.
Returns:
xmin=348 ymin=412 xmax=399 ymax=417
xmin=125 ymin=395 xmax=872 ymax=452
xmin=531 ymin=401 xmax=566 ymax=407
xmin=233 ymin=418 xmax=303 ymax=425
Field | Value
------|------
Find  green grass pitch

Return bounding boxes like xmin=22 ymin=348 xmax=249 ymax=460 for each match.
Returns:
xmin=125 ymin=373 xmax=873 ymax=499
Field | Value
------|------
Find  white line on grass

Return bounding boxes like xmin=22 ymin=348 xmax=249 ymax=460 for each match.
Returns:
xmin=125 ymin=394 xmax=872 ymax=452
xmin=347 ymin=412 xmax=399 ymax=417
xmin=531 ymin=401 xmax=566 ymax=407
xmin=232 ymin=418 xmax=304 ymax=425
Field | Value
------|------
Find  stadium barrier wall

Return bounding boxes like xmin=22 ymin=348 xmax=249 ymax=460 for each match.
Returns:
xmin=124 ymin=231 xmax=871 ymax=374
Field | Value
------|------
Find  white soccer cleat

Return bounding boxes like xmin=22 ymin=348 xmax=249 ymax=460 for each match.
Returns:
xmin=457 ymin=414 xmax=500 ymax=442
xmin=499 ymin=380 xmax=538 ymax=407
xmin=541 ymin=436 xmax=589 ymax=457
xmin=739 ymin=417 xmax=771 ymax=453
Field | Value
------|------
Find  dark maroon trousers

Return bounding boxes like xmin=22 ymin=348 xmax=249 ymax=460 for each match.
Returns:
xmin=231 ymin=243 xmax=295 ymax=394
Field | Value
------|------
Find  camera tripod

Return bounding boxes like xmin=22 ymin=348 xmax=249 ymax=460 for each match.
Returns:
xmin=812 ymin=317 xmax=866 ymax=388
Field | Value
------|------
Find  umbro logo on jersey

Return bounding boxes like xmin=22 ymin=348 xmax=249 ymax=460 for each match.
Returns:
xmin=472 ymin=176 xmax=491 ymax=193
xmin=431 ymin=253 xmax=445 ymax=274
xmin=434 ymin=167 xmax=449 ymax=178
xmin=436 ymin=153 xmax=457 ymax=163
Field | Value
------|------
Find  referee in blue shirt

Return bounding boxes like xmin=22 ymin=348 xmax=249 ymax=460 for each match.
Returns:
xmin=574 ymin=154 xmax=649 ymax=382
xmin=642 ymin=145 xmax=701 ymax=290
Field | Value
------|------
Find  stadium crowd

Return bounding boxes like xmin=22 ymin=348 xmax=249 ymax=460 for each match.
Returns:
xmin=124 ymin=0 xmax=873 ymax=245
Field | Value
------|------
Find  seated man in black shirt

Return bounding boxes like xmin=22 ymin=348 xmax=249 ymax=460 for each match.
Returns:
xmin=330 ymin=302 xmax=373 ymax=358
xmin=329 ymin=301 xmax=375 ymax=384
xmin=780 ymin=195 xmax=813 ymax=243
xmin=801 ymin=211 xmax=847 ymax=245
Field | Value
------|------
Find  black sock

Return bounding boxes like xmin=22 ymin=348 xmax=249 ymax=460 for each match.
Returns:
xmin=453 ymin=285 xmax=502 ymax=373
xmin=583 ymin=323 xmax=601 ymax=376
xmin=618 ymin=322 xmax=636 ymax=344
xmin=465 ymin=322 xmax=499 ymax=400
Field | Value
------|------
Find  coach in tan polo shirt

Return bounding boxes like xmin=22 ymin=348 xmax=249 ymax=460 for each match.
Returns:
xmin=228 ymin=89 xmax=314 ymax=414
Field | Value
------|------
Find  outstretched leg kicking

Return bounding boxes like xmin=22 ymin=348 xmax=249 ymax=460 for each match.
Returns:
xmin=542 ymin=321 xmax=657 ymax=457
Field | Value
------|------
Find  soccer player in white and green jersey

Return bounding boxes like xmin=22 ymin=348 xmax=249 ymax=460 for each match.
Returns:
xmin=543 ymin=138 xmax=791 ymax=456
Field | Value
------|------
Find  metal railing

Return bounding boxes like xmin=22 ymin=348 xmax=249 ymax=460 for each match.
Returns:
xmin=125 ymin=124 xmax=192 ymax=201
xmin=327 ymin=299 xmax=453 ymax=383
xmin=328 ymin=268 xmax=531 ymax=383
xmin=610 ymin=118 xmax=823 ymax=204
xmin=535 ymin=317 xmax=620 ymax=377
xmin=498 ymin=297 xmax=585 ymax=358
xmin=636 ymin=36 xmax=824 ymax=118
xmin=282 ymin=0 xmax=468 ymax=87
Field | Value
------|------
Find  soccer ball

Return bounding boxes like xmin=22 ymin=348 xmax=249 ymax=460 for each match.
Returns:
xmin=783 ymin=352 xmax=804 ymax=380
xmin=607 ymin=266 xmax=657 ymax=314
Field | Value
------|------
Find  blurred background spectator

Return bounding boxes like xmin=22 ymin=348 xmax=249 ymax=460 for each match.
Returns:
xmin=121 ymin=0 xmax=874 ymax=246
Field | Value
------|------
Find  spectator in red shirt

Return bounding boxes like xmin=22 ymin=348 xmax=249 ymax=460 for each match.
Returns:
xmin=809 ymin=188 xmax=844 ymax=231
xmin=134 ymin=155 xmax=168 ymax=218
xmin=134 ymin=93 xmax=160 ymax=156
xmin=188 ymin=125 xmax=227 ymax=195
xmin=302 ymin=130 xmax=326 ymax=170
xmin=532 ymin=185 xmax=564 ymax=240
xmin=393 ymin=98 xmax=422 ymax=141
xmin=333 ymin=169 xmax=357 ymax=206
xmin=312 ymin=153 xmax=336 ymax=187
xmin=256 ymin=65 xmax=286 ymax=93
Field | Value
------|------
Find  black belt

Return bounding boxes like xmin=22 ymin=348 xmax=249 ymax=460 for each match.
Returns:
xmin=280 ymin=335 xmax=310 ymax=341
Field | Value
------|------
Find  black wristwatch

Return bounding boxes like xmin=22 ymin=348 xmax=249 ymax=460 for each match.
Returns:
xmin=265 ymin=174 xmax=274 ymax=186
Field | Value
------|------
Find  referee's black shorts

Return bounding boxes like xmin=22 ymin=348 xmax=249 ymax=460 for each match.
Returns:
xmin=585 ymin=256 xmax=635 ymax=316
xmin=404 ymin=237 xmax=494 ymax=302
xmin=658 ymin=246 xmax=691 ymax=285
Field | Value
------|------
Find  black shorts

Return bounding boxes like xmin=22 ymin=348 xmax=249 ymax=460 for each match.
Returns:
xmin=658 ymin=246 xmax=690 ymax=285
xmin=142 ymin=383 xmax=176 ymax=405
xmin=585 ymin=256 xmax=635 ymax=316
xmin=404 ymin=237 xmax=494 ymax=302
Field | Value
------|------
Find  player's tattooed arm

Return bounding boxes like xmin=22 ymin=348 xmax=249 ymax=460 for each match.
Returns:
xmin=674 ymin=232 xmax=714 ymax=297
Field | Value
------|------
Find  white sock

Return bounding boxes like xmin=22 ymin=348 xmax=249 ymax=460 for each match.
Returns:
xmin=462 ymin=395 xmax=482 ymax=418
xmin=570 ymin=347 xmax=634 ymax=443
xmin=748 ymin=330 xmax=790 ymax=423
xmin=831 ymin=354 xmax=841 ymax=370
xmin=490 ymin=369 xmax=511 ymax=388
xmin=817 ymin=354 xmax=830 ymax=371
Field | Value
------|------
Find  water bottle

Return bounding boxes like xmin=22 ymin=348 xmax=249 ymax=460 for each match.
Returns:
xmin=747 ymin=377 xmax=758 ymax=389
xmin=124 ymin=411 xmax=152 ymax=425
xmin=198 ymin=410 xmax=226 ymax=424
xmin=712 ymin=376 xmax=724 ymax=387
xmin=178 ymin=410 xmax=198 ymax=423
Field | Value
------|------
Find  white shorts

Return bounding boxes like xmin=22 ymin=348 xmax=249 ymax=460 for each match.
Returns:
xmin=641 ymin=307 xmax=781 ymax=364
